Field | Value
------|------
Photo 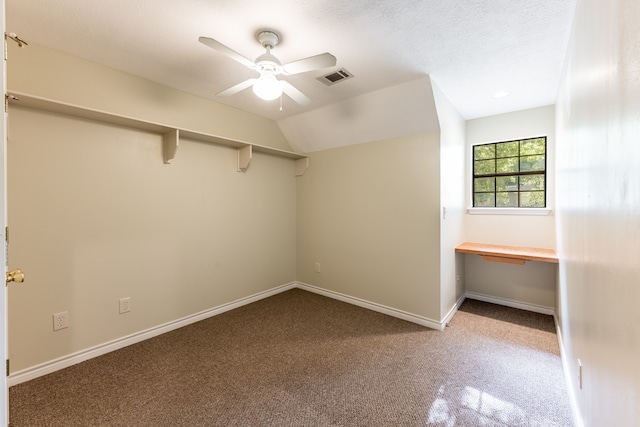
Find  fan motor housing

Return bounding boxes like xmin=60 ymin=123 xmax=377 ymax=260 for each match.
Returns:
xmin=254 ymin=53 xmax=282 ymax=74
xmin=258 ymin=31 xmax=279 ymax=49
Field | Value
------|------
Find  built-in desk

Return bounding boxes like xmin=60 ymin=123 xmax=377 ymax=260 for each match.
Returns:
xmin=455 ymin=242 xmax=558 ymax=265
xmin=455 ymin=242 xmax=559 ymax=315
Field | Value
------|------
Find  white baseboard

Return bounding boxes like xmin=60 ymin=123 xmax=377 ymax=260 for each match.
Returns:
xmin=554 ymin=314 xmax=584 ymax=427
xmin=464 ymin=291 xmax=555 ymax=316
xmin=295 ymin=282 xmax=447 ymax=330
xmin=8 ymin=282 xmax=297 ymax=387
xmin=442 ymin=294 xmax=466 ymax=327
xmin=9 ymin=282 xmax=463 ymax=386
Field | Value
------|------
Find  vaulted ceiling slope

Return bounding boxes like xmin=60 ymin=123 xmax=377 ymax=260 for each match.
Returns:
xmin=6 ymin=0 xmax=577 ymax=151
xmin=279 ymin=77 xmax=440 ymax=153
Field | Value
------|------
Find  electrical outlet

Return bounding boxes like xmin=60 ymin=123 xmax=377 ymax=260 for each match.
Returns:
xmin=119 ymin=297 xmax=131 ymax=314
xmin=53 ymin=311 xmax=69 ymax=331
xmin=577 ymin=359 xmax=583 ymax=389
xmin=315 ymin=263 xmax=321 ymax=273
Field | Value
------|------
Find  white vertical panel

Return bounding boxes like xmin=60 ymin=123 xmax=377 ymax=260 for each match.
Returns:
xmin=555 ymin=0 xmax=640 ymax=424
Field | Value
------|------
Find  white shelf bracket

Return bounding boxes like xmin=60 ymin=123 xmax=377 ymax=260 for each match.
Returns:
xmin=163 ymin=129 xmax=179 ymax=164
xmin=295 ymin=157 xmax=309 ymax=176
xmin=238 ymin=145 xmax=252 ymax=172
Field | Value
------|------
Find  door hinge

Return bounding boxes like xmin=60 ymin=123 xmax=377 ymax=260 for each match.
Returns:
xmin=5 ymin=226 xmax=8 ymax=267
xmin=5 ymin=359 xmax=8 ymax=377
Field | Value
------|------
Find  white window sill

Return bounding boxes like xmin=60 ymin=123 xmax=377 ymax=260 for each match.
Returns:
xmin=467 ymin=207 xmax=552 ymax=216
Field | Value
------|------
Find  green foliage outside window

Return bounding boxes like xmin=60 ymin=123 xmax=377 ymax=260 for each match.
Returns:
xmin=473 ymin=137 xmax=546 ymax=208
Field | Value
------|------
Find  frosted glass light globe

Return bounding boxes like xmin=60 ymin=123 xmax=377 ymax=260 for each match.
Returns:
xmin=253 ymin=74 xmax=282 ymax=101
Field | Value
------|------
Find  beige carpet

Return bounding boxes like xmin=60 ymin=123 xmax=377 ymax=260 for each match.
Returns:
xmin=9 ymin=289 xmax=574 ymax=426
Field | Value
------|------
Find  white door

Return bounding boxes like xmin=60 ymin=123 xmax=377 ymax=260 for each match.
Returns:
xmin=1 ymin=0 xmax=9 ymax=424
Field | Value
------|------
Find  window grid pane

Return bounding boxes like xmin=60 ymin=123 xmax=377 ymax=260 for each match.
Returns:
xmin=473 ymin=137 xmax=546 ymax=208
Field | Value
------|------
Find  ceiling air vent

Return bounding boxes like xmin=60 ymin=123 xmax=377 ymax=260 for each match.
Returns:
xmin=318 ymin=68 xmax=354 ymax=86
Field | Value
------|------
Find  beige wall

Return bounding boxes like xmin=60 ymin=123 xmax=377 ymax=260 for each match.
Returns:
xmin=432 ymin=81 xmax=466 ymax=319
xmin=278 ymin=77 xmax=441 ymax=153
xmin=555 ymin=0 xmax=640 ymax=424
xmin=296 ymin=133 xmax=442 ymax=320
xmin=7 ymin=48 xmax=297 ymax=372
xmin=464 ymin=255 xmax=557 ymax=310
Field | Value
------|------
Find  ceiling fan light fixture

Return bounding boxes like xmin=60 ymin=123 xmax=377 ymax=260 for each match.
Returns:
xmin=492 ymin=91 xmax=511 ymax=99
xmin=252 ymin=73 xmax=282 ymax=101
xmin=199 ymin=29 xmax=336 ymax=106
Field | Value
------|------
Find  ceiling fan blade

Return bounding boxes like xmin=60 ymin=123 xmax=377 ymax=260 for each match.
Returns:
xmin=198 ymin=36 xmax=255 ymax=68
xmin=282 ymin=52 xmax=337 ymax=75
xmin=216 ymin=79 xmax=256 ymax=97
xmin=280 ymin=81 xmax=311 ymax=106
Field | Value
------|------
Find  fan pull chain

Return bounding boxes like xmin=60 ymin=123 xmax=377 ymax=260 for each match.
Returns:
xmin=279 ymin=93 xmax=283 ymax=112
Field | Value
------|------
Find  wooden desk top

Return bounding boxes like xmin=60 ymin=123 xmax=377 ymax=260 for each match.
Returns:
xmin=455 ymin=242 xmax=559 ymax=264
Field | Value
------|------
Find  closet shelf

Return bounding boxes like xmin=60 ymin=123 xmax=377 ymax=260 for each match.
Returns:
xmin=7 ymin=92 xmax=308 ymax=174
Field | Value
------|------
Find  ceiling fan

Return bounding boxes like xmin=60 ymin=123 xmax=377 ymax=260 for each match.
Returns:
xmin=199 ymin=30 xmax=336 ymax=106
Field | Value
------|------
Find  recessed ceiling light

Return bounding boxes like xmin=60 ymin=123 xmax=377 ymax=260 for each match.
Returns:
xmin=492 ymin=91 xmax=511 ymax=99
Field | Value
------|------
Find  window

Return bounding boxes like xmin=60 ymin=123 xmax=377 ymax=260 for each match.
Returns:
xmin=473 ymin=137 xmax=546 ymax=208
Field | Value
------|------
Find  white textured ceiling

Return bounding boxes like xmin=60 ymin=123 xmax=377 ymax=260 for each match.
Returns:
xmin=6 ymin=0 xmax=576 ymax=125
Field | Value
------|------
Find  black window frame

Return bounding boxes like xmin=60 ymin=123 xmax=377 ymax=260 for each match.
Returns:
xmin=472 ymin=137 xmax=547 ymax=208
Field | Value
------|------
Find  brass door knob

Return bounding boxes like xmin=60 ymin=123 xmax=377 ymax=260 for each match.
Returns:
xmin=6 ymin=268 xmax=24 ymax=284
